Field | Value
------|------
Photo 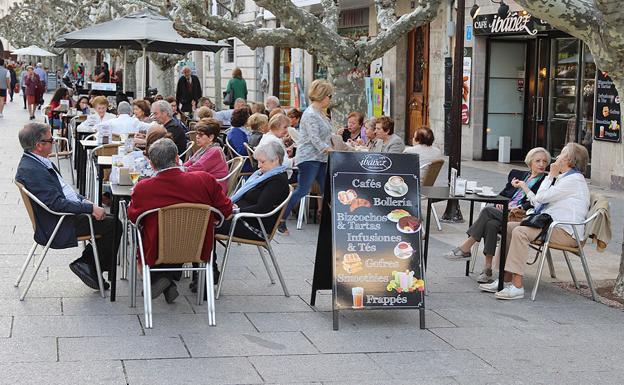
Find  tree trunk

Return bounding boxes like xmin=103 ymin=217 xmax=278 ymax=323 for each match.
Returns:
xmin=326 ymin=58 xmax=367 ymax=127
xmin=611 ymin=76 xmax=624 ymax=297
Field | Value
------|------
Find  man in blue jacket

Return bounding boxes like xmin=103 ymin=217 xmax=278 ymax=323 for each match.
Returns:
xmin=15 ymin=122 xmax=120 ymax=290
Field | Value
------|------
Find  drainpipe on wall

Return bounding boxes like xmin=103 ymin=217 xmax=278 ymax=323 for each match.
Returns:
xmin=443 ymin=0 xmax=454 ymax=156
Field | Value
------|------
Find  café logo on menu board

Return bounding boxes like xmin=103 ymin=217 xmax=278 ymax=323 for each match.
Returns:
xmin=359 ymin=154 xmax=392 ymax=172
xmin=473 ymin=11 xmax=550 ymax=36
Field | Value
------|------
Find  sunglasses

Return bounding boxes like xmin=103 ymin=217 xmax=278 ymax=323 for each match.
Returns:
xmin=40 ymin=138 xmax=57 ymax=144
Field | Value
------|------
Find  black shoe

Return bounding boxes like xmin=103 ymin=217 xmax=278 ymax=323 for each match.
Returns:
xmin=150 ymin=277 xmax=171 ymax=299
xmin=69 ymin=260 xmax=100 ymax=290
xmin=164 ymin=282 xmax=179 ymax=304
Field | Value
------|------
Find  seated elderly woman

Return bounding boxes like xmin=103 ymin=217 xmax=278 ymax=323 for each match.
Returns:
xmin=372 ymin=116 xmax=405 ymax=153
xmin=247 ymin=112 xmax=268 ymax=148
xmin=258 ymin=114 xmax=294 ymax=175
xmin=78 ymin=95 xmax=115 ymax=130
xmin=216 ymin=141 xmax=290 ymax=242
xmin=403 ymin=126 xmax=442 ymax=174
xmin=132 ymin=100 xmax=152 ymax=123
xmin=478 ymin=143 xmax=590 ymax=299
xmin=446 ymin=147 xmax=550 ymax=283
xmin=194 ymin=106 xmax=214 ymax=120
xmin=183 ymin=118 xmax=228 ymax=192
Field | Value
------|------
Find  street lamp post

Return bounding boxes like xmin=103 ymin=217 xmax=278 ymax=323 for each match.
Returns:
xmin=442 ymin=0 xmax=466 ymax=222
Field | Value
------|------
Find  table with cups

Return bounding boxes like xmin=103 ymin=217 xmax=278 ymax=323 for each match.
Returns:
xmin=420 ymin=186 xmax=510 ymax=292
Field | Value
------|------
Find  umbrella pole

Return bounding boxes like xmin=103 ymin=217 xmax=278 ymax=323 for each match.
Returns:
xmin=123 ymin=47 xmax=127 ymax=94
xmin=142 ymin=45 xmax=147 ymax=99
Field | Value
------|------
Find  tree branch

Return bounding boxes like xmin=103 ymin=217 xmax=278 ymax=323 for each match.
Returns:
xmin=321 ymin=0 xmax=339 ymax=31
xmin=361 ymin=0 xmax=443 ymax=64
xmin=173 ymin=11 xmax=301 ymax=49
xmin=514 ymin=0 xmax=597 ymax=42
xmin=255 ymin=0 xmax=356 ymax=59
xmin=375 ymin=0 xmax=398 ymax=32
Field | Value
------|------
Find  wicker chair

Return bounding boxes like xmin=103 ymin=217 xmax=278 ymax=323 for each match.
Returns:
xmin=421 ymin=159 xmax=445 ymax=231
xmin=14 ymin=181 xmax=106 ymax=300
xmin=215 ymin=187 xmax=293 ymax=299
xmin=133 ymin=203 xmax=225 ymax=328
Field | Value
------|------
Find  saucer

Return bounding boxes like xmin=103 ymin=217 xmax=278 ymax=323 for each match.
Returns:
xmin=384 ymin=183 xmax=408 ymax=197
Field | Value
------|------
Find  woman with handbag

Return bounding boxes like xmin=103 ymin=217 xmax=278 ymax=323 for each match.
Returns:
xmin=225 ymin=68 xmax=247 ymax=109
xmin=446 ymin=147 xmax=551 ymax=284
xmin=479 ymin=143 xmax=590 ymax=300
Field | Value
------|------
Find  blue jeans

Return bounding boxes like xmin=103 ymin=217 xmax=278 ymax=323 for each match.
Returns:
xmin=282 ymin=161 xmax=327 ymax=223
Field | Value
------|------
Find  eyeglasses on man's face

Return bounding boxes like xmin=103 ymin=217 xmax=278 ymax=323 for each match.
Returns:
xmin=39 ymin=138 xmax=57 ymax=144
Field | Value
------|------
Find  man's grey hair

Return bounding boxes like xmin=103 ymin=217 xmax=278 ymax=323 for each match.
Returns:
xmin=182 ymin=66 xmax=191 ymax=73
xmin=36 ymin=63 xmax=43 ymax=68
xmin=117 ymin=101 xmax=132 ymax=115
xmin=265 ymin=95 xmax=280 ymax=109
xmin=147 ymin=138 xmax=178 ymax=170
xmin=254 ymin=141 xmax=284 ymax=165
xmin=151 ymin=100 xmax=173 ymax=117
xmin=19 ymin=123 xmax=50 ymax=152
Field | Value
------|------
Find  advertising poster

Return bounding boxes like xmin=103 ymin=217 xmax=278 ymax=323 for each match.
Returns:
xmin=462 ymin=48 xmax=472 ymax=124
xmin=330 ymin=152 xmax=425 ymax=316
xmin=383 ymin=78 xmax=391 ymax=116
xmin=372 ymin=78 xmax=384 ymax=117
xmin=594 ymin=71 xmax=622 ymax=143
xmin=364 ymin=77 xmax=373 ymax=118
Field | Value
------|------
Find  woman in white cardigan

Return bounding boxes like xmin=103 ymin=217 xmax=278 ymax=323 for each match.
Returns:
xmin=479 ymin=142 xmax=590 ymax=300
xmin=258 ymin=113 xmax=294 ymax=177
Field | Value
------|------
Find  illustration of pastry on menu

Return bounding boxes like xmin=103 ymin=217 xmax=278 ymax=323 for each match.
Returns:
xmin=337 ymin=188 xmax=371 ymax=212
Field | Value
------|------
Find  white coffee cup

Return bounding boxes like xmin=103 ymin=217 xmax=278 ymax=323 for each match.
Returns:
xmin=481 ymin=186 xmax=494 ymax=195
xmin=387 ymin=176 xmax=405 ymax=192
xmin=466 ymin=181 xmax=477 ymax=192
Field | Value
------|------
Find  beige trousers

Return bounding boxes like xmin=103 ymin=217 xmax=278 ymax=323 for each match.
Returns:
xmin=503 ymin=222 xmax=577 ymax=276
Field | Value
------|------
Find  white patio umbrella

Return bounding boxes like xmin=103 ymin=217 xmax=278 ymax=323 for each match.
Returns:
xmin=11 ymin=45 xmax=57 ymax=57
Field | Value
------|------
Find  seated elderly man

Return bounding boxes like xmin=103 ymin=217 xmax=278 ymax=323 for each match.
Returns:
xmin=265 ymin=95 xmax=281 ymax=112
xmin=150 ymin=100 xmax=187 ymax=155
xmin=214 ymin=98 xmax=247 ymax=126
xmin=127 ymin=138 xmax=233 ymax=303
xmin=108 ymin=101 xmax=152 ymax=135
xmin=15 ymin=123 xmax=120 ymax=290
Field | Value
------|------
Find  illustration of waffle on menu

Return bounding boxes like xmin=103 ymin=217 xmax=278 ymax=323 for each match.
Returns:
xmin=342 ymin=253 xmax=363 ymax=274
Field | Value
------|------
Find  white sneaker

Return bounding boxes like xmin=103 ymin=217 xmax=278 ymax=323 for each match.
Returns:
xmin=495 ymin=285 xmax=525 ymax=300
xmin=479 ymin=279 xmax=511 ymax=293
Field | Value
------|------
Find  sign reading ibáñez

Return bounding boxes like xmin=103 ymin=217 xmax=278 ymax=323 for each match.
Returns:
xmin=330 ymin=152 xmax=425 ymax=328
xmin=473 ymin=11 xmax=550 ymax=36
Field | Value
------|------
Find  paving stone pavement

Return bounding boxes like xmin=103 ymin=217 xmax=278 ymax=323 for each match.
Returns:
xmin=1 ymin=97 xmax=623 ymax=384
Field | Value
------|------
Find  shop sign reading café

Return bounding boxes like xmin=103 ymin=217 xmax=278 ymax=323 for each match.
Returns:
xmin=473 ymin=11 xmax=551 ymax=36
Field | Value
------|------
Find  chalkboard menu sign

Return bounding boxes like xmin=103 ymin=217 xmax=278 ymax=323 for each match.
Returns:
xmin=314 ymin=151 xmax=425 ymax=329
xmin=594 ymin=71 xmax=622 ymax=143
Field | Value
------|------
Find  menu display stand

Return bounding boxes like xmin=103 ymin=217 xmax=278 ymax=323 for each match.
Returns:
xmin=311 ymin=152 xmax=425 ymax=330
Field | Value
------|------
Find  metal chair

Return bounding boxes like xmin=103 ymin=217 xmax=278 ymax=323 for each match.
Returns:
xmin=296 ymin=179 xmax=323 ymax=230
xmin=215 ymin=187 xmax=293 ymax=299
xmin=88 ymin=143 xmax=121 ymax=202
xmin=243 ymin=142 xmax=258 ymax=170
xmin=14 ymin=181 xmax=106 ymax=300
xmin=180 ymin=140 xmax=195 ymax=162
xmin=48 ymin=136 xmax=74 ymax=184
xmin=528 ymin=195 xmax=608 ymax=301
xmin=133 ymin=203 xmax=225 ymax=327
xmin=217 ymin=156 xmax=245 ymax=197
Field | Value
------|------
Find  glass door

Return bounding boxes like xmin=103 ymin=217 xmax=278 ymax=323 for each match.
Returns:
xmin=485 ymin=41 xmax=527 ymax=158
xmin=547 ymin=38 xmax=580 ymax=156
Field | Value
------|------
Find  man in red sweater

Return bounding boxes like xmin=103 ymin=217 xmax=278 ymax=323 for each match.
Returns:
xmin=127 ymin=138 xmax=232 ymax=303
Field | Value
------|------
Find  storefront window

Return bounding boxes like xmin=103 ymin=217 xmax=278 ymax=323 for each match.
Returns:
xmin=277 ymin=48 xmax=291 ymax=106
xmin=548 ymin=38 xmax=579 ymax=156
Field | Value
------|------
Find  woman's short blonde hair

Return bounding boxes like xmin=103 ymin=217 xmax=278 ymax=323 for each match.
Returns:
xmin=91 ymin=95 xmax=109 ymax=107
xmin=247 ymin=113 xmax=268 ymax=132
xmin=308 ymin=79 xmax=333 ymax=102
xmin=524 ymin=147 xmax=551 ymax=167
xmin=195 ymin=106 xmax=213 ymax=119
xmin=561 ymin=142 xmax=589 ymax=172
xmin=269 ymin=113 xmax=290 ymax=131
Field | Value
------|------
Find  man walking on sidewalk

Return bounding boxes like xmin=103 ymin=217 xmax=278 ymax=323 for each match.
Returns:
xmin=0 ymin=59 xmax=10 ymax=118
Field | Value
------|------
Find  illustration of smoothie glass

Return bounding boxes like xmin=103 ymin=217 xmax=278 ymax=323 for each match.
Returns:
xmin=394 ymin=271 xmax=415 ymax=290
xmin=352 ymin=287 xmax=364 ymax=309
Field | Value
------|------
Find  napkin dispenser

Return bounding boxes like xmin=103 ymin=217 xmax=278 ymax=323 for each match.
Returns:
xmin=117 ymin=167 xmax=133 ymax=186
xmin=453 ymin=178 xmax=467 ymax=197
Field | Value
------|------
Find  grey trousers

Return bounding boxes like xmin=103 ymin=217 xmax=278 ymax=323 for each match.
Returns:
xmin=466 ymin=206 xmax=502 ymax=256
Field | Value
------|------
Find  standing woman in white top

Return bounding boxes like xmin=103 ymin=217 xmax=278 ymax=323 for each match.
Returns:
xmin=481 ymin=143 xmax=590 ymax=300
xmin=278 ymin=80 xmax=333 ymax=234
xmin=403 ymin=126 xmax=442 ymax=173
xmin=258 ymin=113 xmax=294 ymax=177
